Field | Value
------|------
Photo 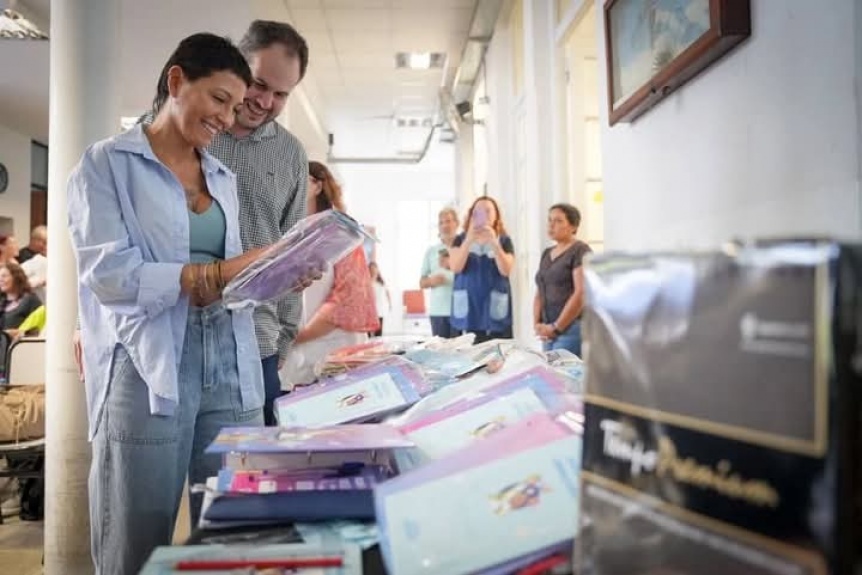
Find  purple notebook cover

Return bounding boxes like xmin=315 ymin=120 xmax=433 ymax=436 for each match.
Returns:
xmin=223 ymin=209 xmax=373 ymax=309
xmin=206 ymin=423 xmax=414 ymax=454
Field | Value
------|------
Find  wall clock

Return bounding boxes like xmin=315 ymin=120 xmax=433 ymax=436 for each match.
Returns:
xmin=0 ymin=163 xmax=8 ymax=194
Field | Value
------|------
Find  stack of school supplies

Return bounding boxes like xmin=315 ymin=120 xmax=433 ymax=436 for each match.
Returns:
xmin=374 ymin=412 xmax=583 ymax=575
xmin=202 ymin=424 xmax=414 ymax=525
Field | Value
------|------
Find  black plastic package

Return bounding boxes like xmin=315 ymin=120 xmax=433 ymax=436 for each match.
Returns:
xmin=576 ymin=241 xmax=861 ymax=575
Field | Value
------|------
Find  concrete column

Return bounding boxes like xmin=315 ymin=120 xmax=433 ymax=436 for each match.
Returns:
xmin=45 ymin=1 xmax=121 ymax=573
xmin=455 ymin=123 xmax=475 ymax=211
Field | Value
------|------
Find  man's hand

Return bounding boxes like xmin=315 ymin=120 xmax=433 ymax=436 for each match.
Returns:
xmin=72 ymin=330 xmax=84 ymax=381
xmin=420 ymin=274 xmax=447 ymax=289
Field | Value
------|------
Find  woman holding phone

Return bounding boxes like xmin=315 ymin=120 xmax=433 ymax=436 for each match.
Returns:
xmin=447 ymin=196 xmax=515 ymax=343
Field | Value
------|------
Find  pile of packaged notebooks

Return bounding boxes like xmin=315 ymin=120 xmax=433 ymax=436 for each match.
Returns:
xmin=140 ymin=239 xmax=860 ymax=575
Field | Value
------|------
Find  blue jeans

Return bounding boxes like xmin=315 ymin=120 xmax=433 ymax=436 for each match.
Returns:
xmin=88 ymin=303 xmax=264 ymax=575
xmin=542 ymin=320 xmax=583 ymax=357
xmin=261 ymin=354 xmax=282 ymax=426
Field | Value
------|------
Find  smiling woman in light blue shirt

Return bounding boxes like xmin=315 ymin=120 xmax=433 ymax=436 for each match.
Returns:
xmin=67 ymin=34 xmax=271 ymax=575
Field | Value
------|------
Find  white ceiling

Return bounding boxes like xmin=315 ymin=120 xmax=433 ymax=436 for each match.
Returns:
xmin=0 ymin=0 xmax=479 ymax=159
xmin=283 ymin=0 xmax=476 ymax=158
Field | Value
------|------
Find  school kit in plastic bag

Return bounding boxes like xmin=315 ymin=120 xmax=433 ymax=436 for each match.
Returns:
xmin=222 ymin=209 xmax=375 ymax=309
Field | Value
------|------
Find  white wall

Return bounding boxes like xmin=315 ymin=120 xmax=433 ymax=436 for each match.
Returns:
xmin=0 ymin=122 xmax=32 ymax=238
xmin=598 ymin=0 xmax=862 ymax=250
xmin=284 ymin=88 xmax=331 ymax=163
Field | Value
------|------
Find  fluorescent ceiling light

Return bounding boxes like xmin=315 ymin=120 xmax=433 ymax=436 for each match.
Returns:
xmin=395 ymin=52 xmax=446 ymax=70
xmin=408 ymin=52 xmax=431 ymax=70
xmin=0 ymin=8 xmax=48 ymax=40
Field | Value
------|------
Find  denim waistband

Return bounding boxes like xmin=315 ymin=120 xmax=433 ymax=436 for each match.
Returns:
xmin=186 ymin=300 xmax=231 ymax=324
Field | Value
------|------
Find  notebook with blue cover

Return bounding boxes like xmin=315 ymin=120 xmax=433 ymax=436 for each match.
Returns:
xmin=203 ymin=488 xmax=377 ymax=523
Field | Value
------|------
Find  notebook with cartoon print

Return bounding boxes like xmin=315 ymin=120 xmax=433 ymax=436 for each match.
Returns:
xmin=375 ymin=412 xmax=582 ymax=575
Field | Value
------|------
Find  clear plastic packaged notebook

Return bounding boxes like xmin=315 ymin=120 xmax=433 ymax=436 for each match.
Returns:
xmin=222 ymin=209 xmax=375 ymax=309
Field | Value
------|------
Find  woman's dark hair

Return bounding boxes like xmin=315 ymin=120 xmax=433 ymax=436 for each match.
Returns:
xmin=1 ymin=262 xmax=32 ymax=296
xmin=309 ymin=161 xmax=345 ymax=213
xmin=239 ymin=20 xmax=309 ymax=80
xmin=369 ymin=262 xmax=384 ymax=285
xmin=151 ymin=33 xmax=253 ymax=116
xmin=549 ymin=203 xmax=582 ymax=229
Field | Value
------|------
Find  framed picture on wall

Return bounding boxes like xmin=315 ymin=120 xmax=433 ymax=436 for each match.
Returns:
xmin=604 ymin=0 xmax=751 ymax=126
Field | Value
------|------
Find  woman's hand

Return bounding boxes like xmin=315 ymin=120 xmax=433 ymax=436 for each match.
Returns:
xmin=474 ymin=225 xmax=498 ymax=246
xmin=464 ymin=223 xmax=480 ymax=245
xmin=534 ymin=323 xmax=556 ymax=341
xmin=72 ymin=330 xmax=84 ymax=381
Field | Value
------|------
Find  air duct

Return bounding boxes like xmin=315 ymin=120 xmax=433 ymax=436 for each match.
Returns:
xmin=438 ymin=0 xmax=503 ymax=134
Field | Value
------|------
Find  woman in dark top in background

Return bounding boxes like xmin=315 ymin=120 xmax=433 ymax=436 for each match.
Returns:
xmin=0 ymin=261 xmax=42 ymax=335
xmin=534 ymin=203 xmax=591 ymax=356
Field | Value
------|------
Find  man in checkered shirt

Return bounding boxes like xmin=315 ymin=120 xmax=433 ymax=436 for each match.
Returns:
xmin=207 ymin=21 xmax=310 ymax=425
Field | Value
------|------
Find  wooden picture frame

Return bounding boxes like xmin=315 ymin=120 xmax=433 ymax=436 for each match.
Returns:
xmin=604 ymin=0 xmax=751 ymax=126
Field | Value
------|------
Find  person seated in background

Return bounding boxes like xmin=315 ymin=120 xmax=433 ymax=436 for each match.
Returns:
xmin=0 ymin=262 xmax=42 ymax=336
xmin=16 ymin=225 xmax=46 ymax=265
xmin=279 ymin=161 xmax=379 ymax=389
xmin=8 ymin=305 xmax=46 ymax=340
xmin=0 ymin=262 xmax=42 ymax=372
xmin=534 ymin=203 xmax=591 ymax=357
xmin=0 ymin=235 xmax=19 ymax=266
xmin=20 ymin=228 xmax=47 ymax=302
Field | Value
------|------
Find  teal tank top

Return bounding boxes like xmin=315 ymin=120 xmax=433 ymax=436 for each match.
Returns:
xmin=188 ymin=200 xmax=226 ymax=263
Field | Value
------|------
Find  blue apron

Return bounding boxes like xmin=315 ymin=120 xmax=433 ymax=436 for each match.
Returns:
xmin=450 ymin=234 xmax=513 ymax=333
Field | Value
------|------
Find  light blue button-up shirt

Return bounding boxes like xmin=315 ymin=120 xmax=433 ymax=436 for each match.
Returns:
xmin=67 ymin=125 xmax=263 ymax=440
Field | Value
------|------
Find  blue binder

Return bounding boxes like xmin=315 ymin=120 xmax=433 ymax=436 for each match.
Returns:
xmin=203 ymin=489 xmax=376 ymax=522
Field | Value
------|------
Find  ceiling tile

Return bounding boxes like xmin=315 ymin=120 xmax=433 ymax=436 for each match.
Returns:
xmin=304 ymin=33 xmax=336 ymax=55
xmin=393 ymin=8 xmax=472 ymax=33
xmin=394 ymin=0 xmax=476 ymax=6
xmin=326 ymin=8 xmax=391 ymax=31
xmin=290 ymin=8 xmax=329 ymax=31
xmin=337 ymin=53 xmax=393 ymax=69
xmin=286 ymin=0 xmax=322 ymax=7
xmin=322 ymin=0 xmax=390 ymax=7
xmin=310 ymin=53 xmax=341 ymax=69
xmin=309 ymin=69 xmax=343 ymax=85
xmin=333 ymin=33 xmax=392 ymax=53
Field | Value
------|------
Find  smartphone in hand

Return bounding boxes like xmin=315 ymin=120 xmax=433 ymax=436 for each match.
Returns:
xmin=472 ymin=208 xmax=488 ymax=228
